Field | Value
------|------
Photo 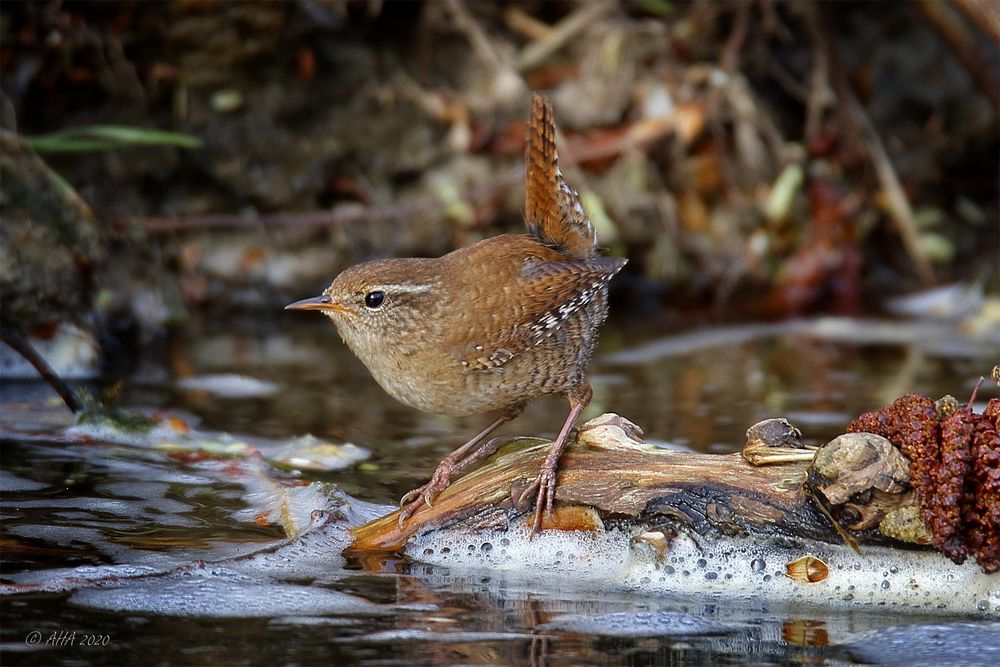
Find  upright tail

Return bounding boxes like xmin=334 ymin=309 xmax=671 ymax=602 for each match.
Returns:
xmin=524 ymin=93 xmax=599 ymax=260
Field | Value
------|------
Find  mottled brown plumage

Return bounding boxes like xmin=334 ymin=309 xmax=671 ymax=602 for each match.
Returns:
xmin=287 ymin=94 xmax=626 ymax=531
xmin=524 ymin=94 xmax=598 ymax=260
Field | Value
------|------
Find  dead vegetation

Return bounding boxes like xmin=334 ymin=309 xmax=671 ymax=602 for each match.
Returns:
xmin=1 ymin=1 xmax=997 ymax=338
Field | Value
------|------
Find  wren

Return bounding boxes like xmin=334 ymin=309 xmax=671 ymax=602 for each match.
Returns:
xmin=286 ymin=94 xmax=626 ymax=532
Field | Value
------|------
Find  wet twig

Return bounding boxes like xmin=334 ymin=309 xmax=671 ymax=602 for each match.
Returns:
xmin=0 ymin=328 xmax=82 ymax=413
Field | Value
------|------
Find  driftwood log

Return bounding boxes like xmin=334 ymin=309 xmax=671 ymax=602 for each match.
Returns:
xmin=348 ymin=414 xmax=896 ymax=554
xmin=348 ymin=411 xmax=1000 ymax=618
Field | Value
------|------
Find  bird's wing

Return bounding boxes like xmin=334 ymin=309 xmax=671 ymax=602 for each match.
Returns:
xmin=455 ymin=255 xmax=626 ymax=371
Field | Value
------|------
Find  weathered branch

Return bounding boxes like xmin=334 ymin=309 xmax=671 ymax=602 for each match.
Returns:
xmin=350 ymin=415 xmax=849 ymax=554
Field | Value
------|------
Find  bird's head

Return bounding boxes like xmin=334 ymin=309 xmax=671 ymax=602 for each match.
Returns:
xmin=285 ymin=258 xmax=441 ymax=359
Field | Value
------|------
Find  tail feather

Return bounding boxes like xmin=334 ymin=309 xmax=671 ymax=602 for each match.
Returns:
xmin=524 ymin=93 xmax=598 ymax=260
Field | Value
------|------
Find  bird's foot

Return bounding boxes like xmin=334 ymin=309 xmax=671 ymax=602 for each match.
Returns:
xmin=397 ymin=464 xmax=455 ymax=527
xmin=516 ymin=464 xmax=558 ymax=536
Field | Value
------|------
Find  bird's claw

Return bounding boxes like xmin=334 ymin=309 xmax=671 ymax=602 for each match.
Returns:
xmin=399 ymin=487 xmax=421 ymax=508
xmin=517 ymin=468 xmax=557 ymax=536
xmin=515 ymin=479 xmax=540 ymax=509
xmin=397 ymin=473 xmax=451 ymax=528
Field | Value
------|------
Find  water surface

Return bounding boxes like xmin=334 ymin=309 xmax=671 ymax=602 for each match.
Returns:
xmin=1 ymin=314 xmax=997 ymax=665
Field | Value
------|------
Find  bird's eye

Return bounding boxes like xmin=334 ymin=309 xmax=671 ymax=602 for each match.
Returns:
xmin=364 ymin=290 xmax=385 ymax=309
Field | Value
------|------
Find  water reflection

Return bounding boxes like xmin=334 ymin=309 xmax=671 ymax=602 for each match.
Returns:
xmin=143 ymin=315 xmax=998 ymax=502
xmin=1 ymin=315 xmax=997 ymax=665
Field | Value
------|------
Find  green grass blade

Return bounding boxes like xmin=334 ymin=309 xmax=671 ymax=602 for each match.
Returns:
xmin=28 ymin=125 xmax=203 ymax=153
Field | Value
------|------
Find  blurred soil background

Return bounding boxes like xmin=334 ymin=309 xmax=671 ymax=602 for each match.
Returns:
xmin=1 ymin=0 xmax=998 ymax=379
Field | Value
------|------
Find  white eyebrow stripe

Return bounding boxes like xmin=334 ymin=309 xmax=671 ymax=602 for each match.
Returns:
xmin=376 ymin=283 xmax=434 ymax=294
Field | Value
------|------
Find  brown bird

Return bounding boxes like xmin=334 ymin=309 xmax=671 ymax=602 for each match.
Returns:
xmin=287 ymin=94 xmax=626 ymax=532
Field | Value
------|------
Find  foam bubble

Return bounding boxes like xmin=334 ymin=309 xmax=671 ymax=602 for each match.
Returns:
xmin=221 ymin=510 xmax=353 ymax=580
xmin=2 ymin=564 xmax=166 ymax=593
xmin=409 ymin=523 xmax=632 ymax=575
xmin=624 ymin=535 xmax=998 ymax=616
xmin=69 ymin=575 xmax=387 ymax=618
xmin=406 ymin=525 xmax=998 ymax=616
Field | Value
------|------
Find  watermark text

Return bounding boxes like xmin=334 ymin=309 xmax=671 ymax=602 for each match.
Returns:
xmin=24 ymin=630 xmax=111 ymax=647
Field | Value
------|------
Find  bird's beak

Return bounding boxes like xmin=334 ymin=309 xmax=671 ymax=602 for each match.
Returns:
xmin=284 ymin=295 xmax=346 ymax=313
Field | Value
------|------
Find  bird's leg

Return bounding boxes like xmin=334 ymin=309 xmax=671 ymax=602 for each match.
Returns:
xmin=517 ymin=383 xmax=592 ymax=534
xmin=1 ymin=328 xmax=81 ymax=413
xmin=399 ymin=403 xmax=526 ymax=526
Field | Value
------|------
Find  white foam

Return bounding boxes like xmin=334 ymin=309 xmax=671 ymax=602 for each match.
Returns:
xmin=69 ymin=575 xmax=387 ymax=618
xmin=176 ymin=374 xmax=279 ymax=398
xmin=410 ymin=523 xmax=632 ymax=574
xmin=220 ymin=511 xmax=353 ymax=581
xmin=62 ymin=418 xmax=369 ymax=474
xmin=407 ymin=525 xmax=999 ymax=616
xmin=2 ymin=496 xmax=192 ymax=526
xmin=341 ymin=630 xmax=540 ymax=643
xmin=2 ymin=564 xmax=166 ymax=591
